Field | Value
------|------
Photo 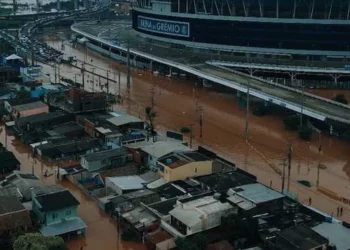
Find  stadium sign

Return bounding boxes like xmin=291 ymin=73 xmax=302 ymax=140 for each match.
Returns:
xmin=138 ymin=16 xmax=190 ymax=38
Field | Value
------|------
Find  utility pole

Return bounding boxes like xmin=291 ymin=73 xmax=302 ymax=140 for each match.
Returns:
xmin=106 ymin=70 xmax=109 ymax=94
xmin=245 ymin=82 xmax=250 ymax=140
xmin=281 ymin=159 xmax=286 ymax=194
xmin=81 ymin=62 xmax=85 ymax=90
xmin=287 ymin=141 xmax=292 ymax=191
xmin=189 ymin=124 xmax=194 ymax=148
xmin=118 ymin=71 xmax=121 ymax=96
xmin=92 ymin=68 xmax=95 ymax=92
xmin=127 ymin=40 xmax=131 ymax=90
xmin=300 ymin=84 xmax=305 ymax=127
xmin=196 ymin=106 xmax=204 ymax=138
xmin=316 ymin=143 xmax=322 ymax=187
xmin=151 ymin=86 xmax=155 ymax=109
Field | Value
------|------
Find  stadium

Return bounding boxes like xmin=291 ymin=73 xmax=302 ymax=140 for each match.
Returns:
xmin=132 ymin=0 xmax=350 ymax=61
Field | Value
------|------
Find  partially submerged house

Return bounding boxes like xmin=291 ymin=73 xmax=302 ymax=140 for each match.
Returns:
xmin=0 ymin=196 xmax=32 ymax=235
xmin=32 ymin=186 xmax=86 ymax=237
xmin=81 ymin=147 xmax=132 ymax=172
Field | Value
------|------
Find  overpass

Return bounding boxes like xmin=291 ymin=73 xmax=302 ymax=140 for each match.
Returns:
xmin=70 ymin=24 xmax=350 ymax=126
xmin=0 ymin=0 xmax=109 ymax=62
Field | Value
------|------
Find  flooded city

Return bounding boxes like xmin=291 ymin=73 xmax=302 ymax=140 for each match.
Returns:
xmin=39 ymin=36 xmax=350 ymax=222
xmin=2 ymin=1 xmax=350 ymax=249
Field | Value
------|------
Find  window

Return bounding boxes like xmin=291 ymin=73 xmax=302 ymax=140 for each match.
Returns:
xmin=195 ymin=168 xmax=197 ymax=173
xmin=52 ymin=213 xmax=58 ymax=220
xmin=102 ymin=159 xmax=107 ymax=165
xmin=65 ymin=210 xmax=72 ymax=216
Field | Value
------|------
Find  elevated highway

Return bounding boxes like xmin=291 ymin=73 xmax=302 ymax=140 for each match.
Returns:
xmin=71 ymin=23 xmax=350 ymax=126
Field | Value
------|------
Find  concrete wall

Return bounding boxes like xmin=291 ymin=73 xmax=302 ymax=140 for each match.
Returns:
xmin=162 ymin=161 xmax=213 ymax=182
xmin=45 ymin=206 xmax=78 ymax=225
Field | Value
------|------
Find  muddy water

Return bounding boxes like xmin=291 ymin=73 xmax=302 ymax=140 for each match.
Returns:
xmin=40 ymin=39 xmax=350 ymax=224
xmin=0 ymin=131 xmax=146 ymax=250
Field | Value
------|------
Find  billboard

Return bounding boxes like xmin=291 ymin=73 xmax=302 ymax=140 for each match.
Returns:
xmin=137 ymin=15 xmax=190 ymax=38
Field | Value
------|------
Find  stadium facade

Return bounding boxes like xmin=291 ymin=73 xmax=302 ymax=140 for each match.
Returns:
xmin=132 ymin=0 xmax=350 ymax=60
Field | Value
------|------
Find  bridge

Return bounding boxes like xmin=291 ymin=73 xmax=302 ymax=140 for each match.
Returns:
xmin=70 ymin=23 xmax=350 ymax=126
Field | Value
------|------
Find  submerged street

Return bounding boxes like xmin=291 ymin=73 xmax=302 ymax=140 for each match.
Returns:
xmin=40 ymin=37 xmax=350 ymax=223
xmin=2 ymin=34 xmax=349 ymax=250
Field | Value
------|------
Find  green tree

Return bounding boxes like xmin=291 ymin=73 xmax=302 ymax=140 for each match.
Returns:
xmin=13 ymin=233 xmax=67 ymax=250
xmin=332 ymin=94 xmax=348 ymax=105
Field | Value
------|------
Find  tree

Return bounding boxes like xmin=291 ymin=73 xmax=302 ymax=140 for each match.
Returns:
xmin=13 ymin=233 xmax=67 ymax=250
xmin=145 ymin=107 xmax=157 ymax=136
xmin=332 ymin=94 xmax=348 ymax=105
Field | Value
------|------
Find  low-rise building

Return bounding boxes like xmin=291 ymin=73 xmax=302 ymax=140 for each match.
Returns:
xmin=165 ymin=195 xmax=235 ymax=237
xmin=49 ymin=88 xmax=106 ymax=113
xmin=139 ymin=141 xmax=191 ymax=169
xmin=81 ymin=147 xmax=132 ymax=172
xmin=0 ymin=196 xmax=32 ymax=235
xmin=104 ymin=189 xmax=160 ymax=215
xmin=226 ymin=183 xmax=285 ymax=215
xmin=105 ymin=176 xmax=146 ymax=195
xmin=20 ymin=66 xmax=50 ymax=84
xmin=14 ymin=112 xmax=74 ymax=135
xmin=156 ymin=151 xmax=213 ymax=182
xmin=4 ymin=97 xmax=39 ymax=115
xmin=107 ymin=114 xmax=145 ymax=132
xmin=11 ymin=101 xmax=48 ymax=118
xmin=0 ymin=171 xmax=44 ymax=201
xmin=276 ymin=224 xmax=328 ymax=250
xmin=32 ymin=186 xmax=86 ymax=237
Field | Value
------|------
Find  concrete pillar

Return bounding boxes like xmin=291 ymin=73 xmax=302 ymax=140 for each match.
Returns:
xmin=330 ymin=125 xmax=334 ymax=136
xmin=57 ymin=0 xmax=61 ymax=11
xmin=169 ymin=67 xmax=172 ymax=78
xmin=149 ymin=61 xmax=153 ymax=71
xmin=237 ymin=91 xmax=241 ymax=98
xmin=74 ymin=0 xmax=78 ymax=10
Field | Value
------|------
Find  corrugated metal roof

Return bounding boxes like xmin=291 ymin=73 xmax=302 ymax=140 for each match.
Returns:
xmin=313 ymin=222 xmax=350 ymax=250
xmin=140 ymin=141 xmax=190 ymax=158
xmin=107 ymin=176 xmax=146 ymax=190
xmin=107 ymin=115 xmax=142 ymax=127
xmin=13 ymin=101 xmax=47 ymax=112
xmin=229 ymin=183 xmax=284 ymax=204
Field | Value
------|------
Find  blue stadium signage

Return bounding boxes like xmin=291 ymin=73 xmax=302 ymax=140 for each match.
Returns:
xmin=138 ymin=16 xmax=190 ymax=38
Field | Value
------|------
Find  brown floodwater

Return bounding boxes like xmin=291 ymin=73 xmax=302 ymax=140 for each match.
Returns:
xmin=19 ymin=37 xmax=350 ymax=234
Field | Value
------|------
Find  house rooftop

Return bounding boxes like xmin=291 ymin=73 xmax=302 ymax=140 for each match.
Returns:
xmin=107 ymin=115 xmax=143 ymax=127
xmin=16 ymin=111 xmax=67 ymax=124
xmin=0 ymin=171 xmax=44 ymax=201
xmin=0 ymin=196 xmax=31 ymax=230
xmin=148 ymin=198 xmax=178 ymax=216
xmin=122 ymin=189 xmax=157 ymax=200
xmin=140 ymin=141 xmax=190 ymax=159
xmin=277 ymin=224 xmax=328 ymax=250
xmin=313 ymin=222 xmax=350 ymax=250
xmin=83 ymin=147 xmax=129 ymax=162
xmin=6 ymin=97 xmax=39 ymax=106
xmin=158 ymin=151 xmax=210 ymax=169
xmin=13 ymin=101 xmax=47 ymax=112
xmin=36 ymin=189 xmax=80 ymax=212
xmin=228 ymin=183 xmax=284 ymax=205
xmin=195 ymin=170 xmax=256 ymax=192
xmin=106 ymin=176 xmax=146 ymax=191
xmin=169 ymin=196 xmax=233 ymax=227
xmin=0 ymin=195 xmax=25 ymax=214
